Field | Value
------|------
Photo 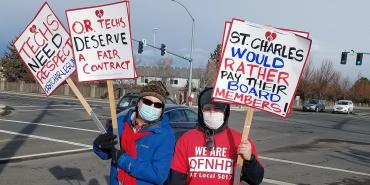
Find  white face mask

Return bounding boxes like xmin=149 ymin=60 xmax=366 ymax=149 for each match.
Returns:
xmin=203 ymin=111 xmax=224 ymax=130
xmin=138 ymin=104 xmax=162 ymax=122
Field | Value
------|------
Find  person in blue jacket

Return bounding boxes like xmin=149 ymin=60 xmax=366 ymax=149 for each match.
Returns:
xmin=93 ymin=81 xmax=175 ymax=185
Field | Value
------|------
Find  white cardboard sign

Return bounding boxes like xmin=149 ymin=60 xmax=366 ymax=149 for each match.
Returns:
xmin=66 ymin=1 xmax=136 ymax=82
xmin=213 ymin=19 xmax=312 ymax=117
xmin=14 ymin=2 xmax=76 ymax=96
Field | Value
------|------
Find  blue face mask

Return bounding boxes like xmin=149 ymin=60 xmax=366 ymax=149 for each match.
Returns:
xmin=138 ymin=104 xmax=162 ymax=122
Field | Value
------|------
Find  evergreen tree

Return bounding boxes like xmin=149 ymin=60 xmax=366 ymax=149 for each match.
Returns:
xmin=0 ymin=40 xmax=35 ymax=82
xmin=204 ymin=44 xmax=221 ymax=87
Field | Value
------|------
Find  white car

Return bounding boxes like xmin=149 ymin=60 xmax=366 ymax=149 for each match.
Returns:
xmin=333 ymin=100 xmax=354 ymax=114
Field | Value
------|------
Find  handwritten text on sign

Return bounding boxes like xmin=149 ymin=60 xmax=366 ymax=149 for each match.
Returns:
xmin=14 ymin=3 xmax=75 ymax=96
xmin=66 ymin=2 xmax=136 ymax=82
xmin=213 ymin=20 xmax=311 ymax=117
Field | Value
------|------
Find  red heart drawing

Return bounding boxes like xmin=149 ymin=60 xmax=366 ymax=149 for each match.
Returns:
xmin=95 ymin=9 xmax=104 ymax=18
xmin=265 ymin=31 xmax=277 ymax=41
xmin=29 ymin=25 xmax=37 ymax=33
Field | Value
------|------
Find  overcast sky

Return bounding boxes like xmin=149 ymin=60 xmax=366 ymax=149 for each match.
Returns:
xmin=1 ymin=0 xmax=369 ymax=82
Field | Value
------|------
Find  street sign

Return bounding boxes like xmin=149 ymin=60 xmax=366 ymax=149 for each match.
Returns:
xmin=142 ymin=39 xmax=147 ymax=47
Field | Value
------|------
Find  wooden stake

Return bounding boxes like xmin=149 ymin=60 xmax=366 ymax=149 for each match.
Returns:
xmin=107 ymin=80 xmax=118 ymax=130
xmin=106 ymin=80 xmax=120 ymax=149
xmin=233 ymin=107 xmax=254 ymax=185
xmin=66 ymin=78 xmax=106 ymax=133
xmin=66 ymin=78 xmax=92 ymax=114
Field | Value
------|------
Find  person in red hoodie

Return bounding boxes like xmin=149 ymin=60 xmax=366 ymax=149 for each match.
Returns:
xmin=166 ymin=87 xmax=264 ymax=185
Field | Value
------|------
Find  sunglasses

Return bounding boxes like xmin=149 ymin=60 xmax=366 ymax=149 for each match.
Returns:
xmin=141 ymin=98 xmax=163 ymax=108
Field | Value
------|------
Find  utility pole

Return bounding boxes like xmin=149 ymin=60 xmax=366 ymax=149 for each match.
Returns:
xmin=171 ymin=0 xmax=195 ymax=106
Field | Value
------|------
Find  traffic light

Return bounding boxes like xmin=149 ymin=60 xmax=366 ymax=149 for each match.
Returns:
xmin=340 ymin=52 xmax=348 ymax=64
xmin=138 ymin=41 xmax=143 ymax=54
xmin=356 ymin=53 xmax=363 ymax=65
xmin=160 ymin=44 xmax=166 ymax=56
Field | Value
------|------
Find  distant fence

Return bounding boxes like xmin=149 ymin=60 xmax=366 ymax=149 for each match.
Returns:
xmin=0 ymin=79 xmax=197 ymax=105
xmin=0 ymin=80 xmax=119 ymax=99
xmin=7 ymin=80 xmax=368 ymax=108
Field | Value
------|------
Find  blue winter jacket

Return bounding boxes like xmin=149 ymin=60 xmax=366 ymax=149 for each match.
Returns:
xmin=93 ymin=110 xmax=176 ymax=185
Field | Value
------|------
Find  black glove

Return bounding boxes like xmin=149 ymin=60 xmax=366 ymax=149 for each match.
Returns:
xmin=93 ymin=133 xmax=117 ymax=153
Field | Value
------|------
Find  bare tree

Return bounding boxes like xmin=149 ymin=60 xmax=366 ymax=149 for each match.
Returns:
xmin=326 ymin=71 xmax=342 ymax=100
xmin=298 ymin=59 xmax=315 ymax=100
xmin=311 ymin=60 xmax=338 ymax=99
xmin=156 ymin=56 xmax=174 ymax=86
xmin=340 ymin=76 xmax=351 ymax=99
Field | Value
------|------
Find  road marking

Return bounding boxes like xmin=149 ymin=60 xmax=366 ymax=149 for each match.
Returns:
xmin=263 ymin=178 xmax=297 ymax=185
xmin=0 ymin=129 xmax=92 ymax=148
xmin=14 ymin=108 xmax=86 ymax=112
xmin=0 ymin=118 xmax=100 ymax=133
xmin=0 ymin=138 xmax=34 ymax=143
xmin=260 ymin=156 xmax=370 ymax=177
xmin=0 ymin=148 xmax=92 ymax=162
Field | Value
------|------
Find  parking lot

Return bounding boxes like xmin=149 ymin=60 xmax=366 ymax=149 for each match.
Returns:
xmin=0 ymin=92 xmax=370 ymax=185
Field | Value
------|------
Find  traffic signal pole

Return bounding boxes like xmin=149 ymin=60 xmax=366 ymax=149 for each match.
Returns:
xmin=132 ymin=38 xmax=191 ymax=62
xmin=340 ymin=50 xmax=369 ymax=65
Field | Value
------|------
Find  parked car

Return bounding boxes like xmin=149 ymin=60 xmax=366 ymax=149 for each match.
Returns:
xmin=333 ymin=100 xmax=354 ymax=114
xmin=116 ymin=93 xmax=177 ymax=114
xmin=302 ymin=99 xmax=325 ymax=112
xmin=110 ymin=104 xmax=197 ymax=140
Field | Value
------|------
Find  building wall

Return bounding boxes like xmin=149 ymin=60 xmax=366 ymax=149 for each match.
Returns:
xmin=173 ymin=78 xmax=199 ymax=88
xmin=136 ymin=77 xmax=162 ymax=86
xmin=136 ymin=76 xmax=200 ymax=88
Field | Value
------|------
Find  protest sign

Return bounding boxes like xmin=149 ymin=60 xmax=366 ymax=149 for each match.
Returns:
xmin=66 ymin=1 xmax=136 ymax=143
xmin=66 ymin=1 xmax=136 ymax=82
xmin=214 ymin=21 xmax=310 ymax=108
xmin=14 ymin=2 xmax=76 ymax=96
xmin=14 ymin=2 xmax=106 ymax=133
xmin=213 ymin=19 xmax=312 ymax=185
xmin=213 ymin=19 xmax=312 ymax=118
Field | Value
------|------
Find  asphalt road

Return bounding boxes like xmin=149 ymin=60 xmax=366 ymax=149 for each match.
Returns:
xmin=0 ymin=92 xmax=369 ymax=185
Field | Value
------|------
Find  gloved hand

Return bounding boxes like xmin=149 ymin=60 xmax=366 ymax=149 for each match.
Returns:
xmin=93 ymin=133 xmax=117 ymax=153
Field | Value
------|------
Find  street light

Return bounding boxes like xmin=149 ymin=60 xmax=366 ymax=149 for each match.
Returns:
xmin=171 ymin=0 xmax=195 ymax=106
xmin=153 ymin=28 xmax=159 ymax=47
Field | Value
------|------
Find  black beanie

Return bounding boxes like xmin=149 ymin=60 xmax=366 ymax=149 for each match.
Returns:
xmin=199 ymin=88 xmax=227 ymax=111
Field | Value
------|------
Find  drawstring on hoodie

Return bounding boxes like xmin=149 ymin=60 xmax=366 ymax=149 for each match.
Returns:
xmin=205 ymin=129 xmax=215 ymax=151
